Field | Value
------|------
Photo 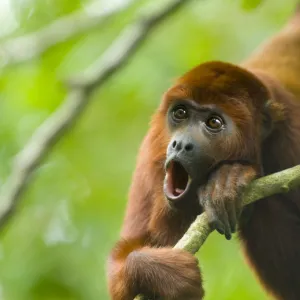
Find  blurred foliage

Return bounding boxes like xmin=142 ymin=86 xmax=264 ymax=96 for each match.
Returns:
xmin=0 ymin=0 xmax=297 ymax=299
xmin=239 ymin=0 xmax=263 ymax=11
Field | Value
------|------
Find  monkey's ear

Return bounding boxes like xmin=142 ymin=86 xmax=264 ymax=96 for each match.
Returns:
xmin=264 ymin=99 xmax=285 ymax=121
xmin=261 ymin=99 xmax=285 ymax=138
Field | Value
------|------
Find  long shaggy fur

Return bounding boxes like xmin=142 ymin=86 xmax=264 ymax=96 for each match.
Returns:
xmin=107 ymin=7 xmax=300 ymax=300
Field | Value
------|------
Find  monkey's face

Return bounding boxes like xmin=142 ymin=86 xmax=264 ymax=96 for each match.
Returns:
xmin=160 ymin=62 xmax=271 ymax=207
xmin=163 ymin=98 xmax=241 ymax=205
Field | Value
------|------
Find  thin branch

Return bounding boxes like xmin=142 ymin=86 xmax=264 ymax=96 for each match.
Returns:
xmin=0 ymin=0 xmax=134 ymax=68
xmin=0 ymin=0 xmax=193 ymax=228
xmin=135 ymin=165 xmax=300 ymax=299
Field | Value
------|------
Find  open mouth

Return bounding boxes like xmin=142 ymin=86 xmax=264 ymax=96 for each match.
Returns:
xmin=164 ymin=160 xmax=191 ymax=200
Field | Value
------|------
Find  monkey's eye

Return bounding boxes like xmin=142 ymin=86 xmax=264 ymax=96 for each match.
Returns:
xmin=172 ymin=106 xmax=188 ymax=121
xmin=205 ymin=115 xmax=224 ymax=131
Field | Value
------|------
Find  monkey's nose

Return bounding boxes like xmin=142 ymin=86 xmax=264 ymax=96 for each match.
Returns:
xmin=171 ymin=139 xmax=194 ymax=153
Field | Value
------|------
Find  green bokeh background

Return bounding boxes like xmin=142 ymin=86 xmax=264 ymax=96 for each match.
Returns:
xmin=0 ymin=0 xmax=297 ymax=299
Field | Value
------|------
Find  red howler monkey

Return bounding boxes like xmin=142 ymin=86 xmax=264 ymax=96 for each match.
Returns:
xmin=107 ymin=6 xmax=300 ymax=300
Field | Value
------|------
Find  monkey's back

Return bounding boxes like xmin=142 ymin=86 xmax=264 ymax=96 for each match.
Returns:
xmin=243 ymin=7 xmax=300 ymax=100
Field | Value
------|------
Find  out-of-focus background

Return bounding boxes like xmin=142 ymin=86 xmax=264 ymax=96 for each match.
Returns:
xmin=0 ymin=0 xmax=297 ymax=299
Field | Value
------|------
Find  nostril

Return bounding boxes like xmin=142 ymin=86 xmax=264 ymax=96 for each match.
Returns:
xmin=185 ymin=143 xmax=194 ymax=151
xmin=172 ymin=140 xmax=177 ymax=148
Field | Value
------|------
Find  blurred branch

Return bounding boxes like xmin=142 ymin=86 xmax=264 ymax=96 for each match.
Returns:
xmin=135 ymin=164 xmax=300 ymax=299
xmin=0 ymin=0 xmax=134 ymax=68
xmin=0 ymin=0 xmax=192 ymax=228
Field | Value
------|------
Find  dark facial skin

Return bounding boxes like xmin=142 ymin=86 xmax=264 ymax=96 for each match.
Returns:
xmin=163 ymin=99 xmax=258 ymax=239
xmin=164 ymin=99 xmax=231 ymax=203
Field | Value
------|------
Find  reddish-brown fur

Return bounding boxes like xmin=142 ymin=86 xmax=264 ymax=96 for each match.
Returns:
xmin=107 ymin=7 xmax=300 ymax=300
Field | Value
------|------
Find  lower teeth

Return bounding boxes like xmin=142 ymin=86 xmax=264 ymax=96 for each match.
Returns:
xmin=175 ymin=188 xmax=184 ymax=195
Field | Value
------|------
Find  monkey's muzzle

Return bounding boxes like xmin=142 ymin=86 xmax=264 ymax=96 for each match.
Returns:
xmin=164 ymin=159 xmax=191 ymax=201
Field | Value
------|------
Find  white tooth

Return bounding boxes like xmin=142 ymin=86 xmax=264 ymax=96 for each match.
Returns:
xmin=175 ymin=188 xmax=184 ymax=194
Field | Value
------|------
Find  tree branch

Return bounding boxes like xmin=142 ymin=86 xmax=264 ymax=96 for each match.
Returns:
xmin=175 ymin=164 xmax=300 ymax=253
xmin=0 ymin=0 xmax=134 ymax=68
xmin=135 ymin=164 xmax=300 ymax=299
xmin=0 ymin=0 xmax=193 ymax=228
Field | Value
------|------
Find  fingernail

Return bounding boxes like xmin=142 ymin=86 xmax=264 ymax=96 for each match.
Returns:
xmin=225 ymin=233 xmax=232 ymax=240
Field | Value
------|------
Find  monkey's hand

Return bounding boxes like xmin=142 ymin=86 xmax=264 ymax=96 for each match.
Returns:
xmin=108 ymin=241 xmax=204 ymax=300
xmin=198 ymin=163 xmax=257 ymax=240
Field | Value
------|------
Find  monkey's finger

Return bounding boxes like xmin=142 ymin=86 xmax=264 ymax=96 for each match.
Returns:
xmin=215 ymin=204 xmax=232 ymax=239
xmin=205 ymin=205 xmax=226 ymax=235
xmin=226 ymin=200 xmax=237 ymax=233
xmin=208 ymin=201 xmax=232 ymax=240
xmin=209 ymin=176 xmax=232 ymax=239
xmin=220 ymin=209 xmax=232 ymax=240
xmin=235 ymin=193 xmax=243 ymax=221
xmin=235 ymin=167 xmax=257 ymax=218
xmin=199 ymin=170 xmax=231 ymax=238
xmin=198 ymin=187 xmax=224 ymax=233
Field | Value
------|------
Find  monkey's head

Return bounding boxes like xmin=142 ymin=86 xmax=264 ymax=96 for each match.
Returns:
xmin=154 ymin=61 xmax=283 ymax=207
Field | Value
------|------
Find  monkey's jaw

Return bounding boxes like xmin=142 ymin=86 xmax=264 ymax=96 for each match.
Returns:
xmin=163 ymin=159 xmax=192 ymax=202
